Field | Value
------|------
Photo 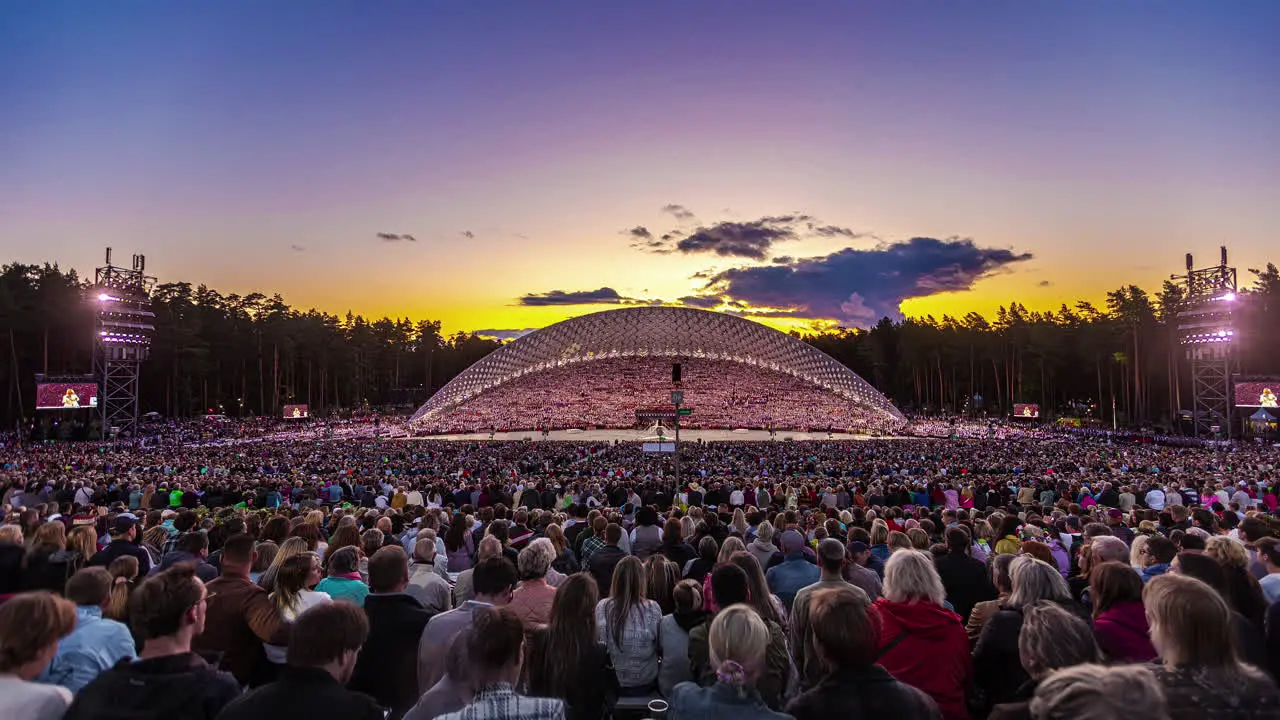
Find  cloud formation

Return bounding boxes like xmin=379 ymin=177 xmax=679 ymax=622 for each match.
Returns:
xmin=518 ymin=287 xmax=647 ymax=306
xmin=627 ymin=226 xmax=653 ymax=240
xmin=702 ymin=236 xmax=1033 ymax=328
xmin=640 ymin=214 xmax=864 ymax=260
xmin=676 ymin=295 xmax=723 ymax=309
xmin=473 ymin=328 xmax=537 ymax=341
xmin=377 ymin=232 xmax=417 ymax=242
xmin=661 ymin=204 xmax=696 ymax=221
xmin=289 ymin=244 xmax=306 ymax=252
xmin=461 ymin=230 xmax=475 ymax=239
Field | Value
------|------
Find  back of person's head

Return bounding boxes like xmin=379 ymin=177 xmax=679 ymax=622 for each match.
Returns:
xmin=1144 ymin=536 xmax=1177 ymax=565
xmin=131 ymin=563 xmax=206 ymax=640
xmin=1144 ymin=573 xmax=1237 ymax=668
xmin=0 ymin=592 xmax=76 ymax=675
xmin=176 ymin=531 xmax=208 ymax=556
xmin=367 ymin=545 xmax=409 ymax=594
xmin=467 ymin=606 xmax=525 ymax=683
xmin=708 ymin=604 xmax=769 ymax=690
xmin=221 ymin=533 xmax=256 ymax=566
xmin=709 ymin=562 xmax=750 ymax=607
xmin=517 ymin=538 xmax=555 ymax=581
xmin=816 ymin=538 xmax=845 ymax=573
xmin=808 ymin=587 xmax=876 ymax=670
xmin=991 ymin=553 xmax=1016 ymax=594
xmin=1172 ymin=552 xmax=1227 ymax=595
xmin=604 ymin=523 xmax=622 ymax=545
xmin=1030 ymin=664 xmax=1168 ymax=720
xmin=472 ymin=556 xmax=518 ymax=600
xmin=883 ymin=549 xmax=946 ymax=605
xmin=287 ymin=602 xmax=369 ymax=682
xmin=672 ymin=578 xmax=704 ymax=614
xmin=1018 ymin=601 xmax=1101 ymax=678
xmin=1090 ymin=536 xmax=1129 ymax=565
xmin=66 ymin=567 xmax=114 ymax=607
xmin=697 ymin=535 xmax=719 ymax=561
xmin=1179 ymin=534 xmax=1206 ymax=552
xmin=1008 ymin=555 xmax=1071 ymax=609
xmin=326 ymin=545 xmax=360 ymax=576
xmin=359 ymin=529 xmax=384 ymax=557
xmin=1089 ymin=562 xmax=1144 ymax=616
xmin=476 ymin=535 xmax=503 ymax=563
xmin=945 ymin=525 xmax=971 ymax=553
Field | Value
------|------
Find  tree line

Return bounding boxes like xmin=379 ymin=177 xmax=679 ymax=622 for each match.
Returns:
xmin=0 ymin=260 xmax=1277 ymax=429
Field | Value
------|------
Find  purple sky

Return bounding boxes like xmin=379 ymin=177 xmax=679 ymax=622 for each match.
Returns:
xmin=2 ymin=1 xmax=1277 ymax=333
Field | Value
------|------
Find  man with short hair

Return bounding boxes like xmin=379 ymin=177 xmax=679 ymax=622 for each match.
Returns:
xmin=157 ymin=531 xmax=217 ymax=582
xmin=933 ymin=526 xmax=996 ymax=626
xmin=791 ymin=539 xmax=870 ymax=690
xmin=1140 ymin=536 xmax=1177 ymax=583
xmin=217 ymin=603 xmax=383 ymax=720
xmin=843 ymin=540 xmax=883 ymax=600
xmin=436 ymin=607 xmax=564 ymax=720
xmin=88 ymin=515 xmax=151 ymax=575
xmin=350 ymin=546 xmax=434 ymax=720
xmin=64 ymin=564 xmax=241 ymax=720
xmin=193 ymin=533 xmax=290 ymax=687
xmin=587 ymin=523 xmax=627 ymax=595
xmin=42 ymin=567 xmax=136 ymax=693
xmin=417 ymin=556 xmax=517 ymax=692
xmin=407 ymin=529 xmax=453 ymax=614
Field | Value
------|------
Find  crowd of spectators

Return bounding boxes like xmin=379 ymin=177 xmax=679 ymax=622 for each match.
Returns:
xmin=1 ymin=425 xmax=1279 ymax=719
xmin=415 ymin=358 xmax=900 ymax=434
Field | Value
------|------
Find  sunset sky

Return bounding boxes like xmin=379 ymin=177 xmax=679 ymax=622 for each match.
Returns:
xmin=3 ymin=1 xmax=1278 ymax=337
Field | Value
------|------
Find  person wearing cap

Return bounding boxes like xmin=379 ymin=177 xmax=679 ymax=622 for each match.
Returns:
xmin=1106 ymin=509 xmax=1134 ymax=545
xmin=88 ymin=515 xmax=152 ymax=576
xmin=765 ymin=530 xmax=819 ymax=610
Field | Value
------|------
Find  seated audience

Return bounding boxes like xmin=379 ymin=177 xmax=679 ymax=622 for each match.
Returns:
xmin=0 ymin=592 xmax=77 ymax=720
xmin=41 ymin=567 xmax=137 ymax=693
xmin=668 ymin=604 xmax=792 ymax=720
xmin=437 ymin=606 xmax=565 ymax=720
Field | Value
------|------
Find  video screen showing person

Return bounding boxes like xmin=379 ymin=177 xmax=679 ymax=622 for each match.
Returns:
xmin=1013 ymin=403 xmax=1041 ymax=418
xmin=36 ymin=383 xmax=99 ymax=410
xmin=1235 ymin=381 xmax=1280 ymax=408
xmin=283 ymin=404 xmax=309 ymax=419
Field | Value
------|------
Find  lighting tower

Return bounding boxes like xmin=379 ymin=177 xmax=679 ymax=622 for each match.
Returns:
xmin=93 ymin=248 xmax=155 ymax=438
xmin=1173 ymin=247 xmax=1237 ymax=438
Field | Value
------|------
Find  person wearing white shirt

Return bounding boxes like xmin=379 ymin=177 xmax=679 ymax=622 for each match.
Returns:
xmin=729 ymin=488 xmax=745 ymax=507
xmin=406 ymin=490 xmax=424 ymax=507
xmin=1144 ymin=487 xmax=1165 ymax=511
xmin=265 ymin=553 xmax=332 ymax=664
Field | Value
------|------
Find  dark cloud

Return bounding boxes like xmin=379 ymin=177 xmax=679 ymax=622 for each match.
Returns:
xmin=702 ymin=237 xmax=1033 ymax=328
xmin=641 ymin=214 xmax=862 ymax=261
xmin=1039 ymin=280 xmax=1053 ymax=287
xmin=461 ymin=230 xmax=475 ymax=239
xmin=377 ymin=232 xmax=417 ymax=242
xmin=627 ymin=226 xmax=653 ymax=240
xmin=473 ymin=328 xmax=537 ymax=341
xmin=518 ymin=287 xmax=646 ymax=306
xmin=677 ymin=295 xmax=723 ymax=309
xmin=661 ymin=204 xmax=696 ymax=221
xmin=289 ymin=244 xmax=306 ymax=252
xmin=806 ymin=222 xmax=861 ymax=239
xmin=771 ymin=256 xmax=793 ymax=265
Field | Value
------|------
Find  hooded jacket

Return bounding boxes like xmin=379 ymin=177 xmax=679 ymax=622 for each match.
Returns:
xmin=873 ymin=598 xmax=972 ymax=720
xmin=63 ymin=652 xmax=241 ymax=720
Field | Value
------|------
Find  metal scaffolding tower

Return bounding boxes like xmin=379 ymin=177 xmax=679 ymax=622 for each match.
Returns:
xmin=93 ymin=248 xmax=155 ymax=439
xmin=1173 ymin=247 xmax=1237 ymax=439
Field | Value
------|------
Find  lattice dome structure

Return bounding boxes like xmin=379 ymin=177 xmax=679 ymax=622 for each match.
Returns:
xmin=410 ymin=307 xmax=905 ymax=431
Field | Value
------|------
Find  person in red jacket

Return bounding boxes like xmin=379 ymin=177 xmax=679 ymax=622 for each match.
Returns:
xmin=873 ymin=549 xmax=972 ymax=720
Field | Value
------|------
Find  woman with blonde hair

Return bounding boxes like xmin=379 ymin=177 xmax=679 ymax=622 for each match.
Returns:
xmin=1030 ymin=664 xmax=1168 ymax=720
xmin=596 ymin=555 xmax=661 ymax=695
xmin=140 ymin=526 xmax=168 ymax=567
xmin=103 ymin=555 xmax=138 ymax=622
xmin=748 ymin=521 xmax=780 ymax=570
xmin=257 ymin=536 xmax=308 ymax=592
xmin=645 ymin=554 xmax=679 ymax=615
xmin=1204 ymin=536 xmax=1267 ymax=625
xmin=886 ymin=530 xmax=913 ymax=554
xmin=730 ymin=508 xmax=749 ymax=537
xmin=265 ymin=552 xmax=330 ymax=665
xmin=668 ymin=604 xmax=791 ymax=719
xmin=907 ymin=527 xmax=931 ymax=551
xmin=974 ymin=556 xmax=1078 ymax=710
xmin=544 ymin=523 xmax=579 ymax=575
xmin=1130 ymin=534 xmax=1150 ymax=571
xmin=1144 ymin=573 xmax=1280 ymax=717
xmin=874 ymin=549 xmax=970 ymax=719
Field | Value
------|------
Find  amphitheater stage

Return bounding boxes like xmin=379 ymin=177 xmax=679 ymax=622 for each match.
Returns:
xmin=407 ymin=428 xmax=897 ymax=442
